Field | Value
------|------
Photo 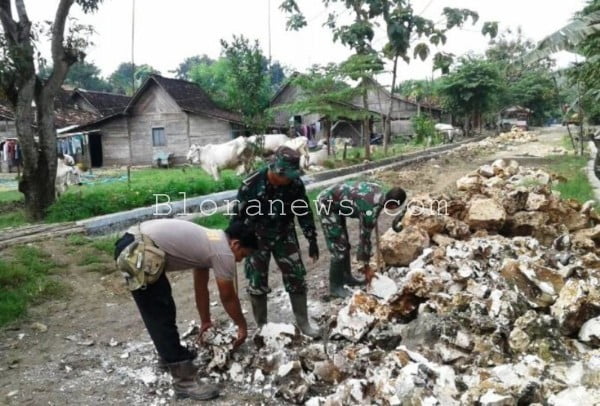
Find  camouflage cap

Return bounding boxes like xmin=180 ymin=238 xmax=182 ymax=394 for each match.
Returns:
xmin=269 ymin=146 xmax=303 ymax=179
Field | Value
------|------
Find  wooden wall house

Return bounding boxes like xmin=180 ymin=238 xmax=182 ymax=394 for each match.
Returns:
xmin=64 ymin=75 xmax=245 ymax=167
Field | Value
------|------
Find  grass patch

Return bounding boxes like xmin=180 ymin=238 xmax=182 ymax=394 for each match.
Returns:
xmin=550 ymin=155 xmax=596 ymax=204
xmin=0 ymin=190 xmax=23 ymax=203
xmin=67 ymin=234 xmax=89 ymax=246
xmin=77 ymin=253 xmax=103 ymax=266
xmin=45 ymin=167 xmax=242 ymax=223
xmin=91 ymin=236 xmax=118 ymax=256
xmin=0 ymin=210 xmax=27 ymax=229
xmin=193 ymin=213 xmax=230 ymax=230
xmin=0 ymin=245 xmax=63 ymax=327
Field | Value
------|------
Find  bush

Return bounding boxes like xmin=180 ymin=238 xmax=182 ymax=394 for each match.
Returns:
xmin=46 ymin=168 xmax=242 ymax=222
xmin=411 ymin=115 xmax=436 ymax=145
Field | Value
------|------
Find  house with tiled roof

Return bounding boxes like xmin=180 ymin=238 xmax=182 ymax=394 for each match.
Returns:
xmin=64 ymin=74 xmax=245 ymax=167
xmin=70 ymin=89 xmax=131 ymax=116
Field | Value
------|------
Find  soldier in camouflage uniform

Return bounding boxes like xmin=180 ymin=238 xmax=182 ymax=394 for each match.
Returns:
xmin=316 ymin=181 xmax=407 ymax=298
xmin=231 ymin=146 xmax=320 ymax=337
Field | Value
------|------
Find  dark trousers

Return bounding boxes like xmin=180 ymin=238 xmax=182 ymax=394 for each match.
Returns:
xmin=114 ymin=233 xmax=195 ymax=364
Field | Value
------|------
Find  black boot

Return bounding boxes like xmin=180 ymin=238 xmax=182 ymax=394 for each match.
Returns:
xmin=168 ymin=360 xmax=219 ymax=400
xmin=289 ymin=292 xmax=321 ymax=338
xmin=249 ymin=294 xmax=268 ymax=327
xmin=343 ymin=253 xmax=365 ymax=286
xmin=329 ymin=259 xmax=350 ymax=299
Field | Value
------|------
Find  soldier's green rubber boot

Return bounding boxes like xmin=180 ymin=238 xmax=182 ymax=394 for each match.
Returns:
xmin=169 ymin=360 xmax=219 ymax=401
xmin=289 ymin=292 xmax=321 ymax=338
xmin=343 ymin=254 xmax=366 ymax=287
xmin=329 ymin=259 xmax=351 ymax=299
xmin=249 ymin=294 xmax=268 ymax=327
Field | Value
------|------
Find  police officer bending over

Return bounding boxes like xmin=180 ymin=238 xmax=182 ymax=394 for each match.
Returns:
xmin=114 ymin=219 xmax=258 ymax=401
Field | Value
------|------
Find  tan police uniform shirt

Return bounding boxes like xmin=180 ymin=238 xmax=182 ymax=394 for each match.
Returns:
xmin=139 ymin=219 xmax=235 ymax=280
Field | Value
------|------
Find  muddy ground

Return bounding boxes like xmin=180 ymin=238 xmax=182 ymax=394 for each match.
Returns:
xmin=0 ymin=128 xmax=572 ymax=405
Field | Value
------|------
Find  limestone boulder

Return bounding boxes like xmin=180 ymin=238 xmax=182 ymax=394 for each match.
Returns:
xmin=380 ymin=226 xmax=430 ymax=267
xmin=465 ymin=198 xmax=507 ymax=231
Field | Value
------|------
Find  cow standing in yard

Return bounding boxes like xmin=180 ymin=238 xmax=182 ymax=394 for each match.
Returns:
xmin=248 ymin=134 xmax=310 ymax=169
xmin=55 ymin=154 xmax=82 ymax=198
xmin=434 ymin=123 xmax=462 ymax=143
xmin=186 ymin=137 xmax=254 ymax=181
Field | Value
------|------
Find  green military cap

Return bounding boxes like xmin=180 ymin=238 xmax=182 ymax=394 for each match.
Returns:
xmin=269 ymin=146 xmax=303 ymax=179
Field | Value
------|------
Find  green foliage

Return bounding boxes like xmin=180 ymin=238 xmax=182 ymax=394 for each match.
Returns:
xmin=108 ymin=62 xmax=161 ymax=95
xmin=438 ymin=57 xmax=503 ymax=131
xmin=0 ymin=210 xmax=26 ymax=229
xmin=193 ymin=213 xmax=230 ymax=230
xmin=189 ymin=58 xmax=231 ymax=108
xmin=550 ymin=155 xmax=596 ymax=204
xmin=91 ymin=236 xmax=118 ymax=256
xmin=221 ymin=35 xmax=273 ymax=131
xmin=485 ymin=29 xmax=559 ymax=125
xmin=39 ymin=61 xmax=112 ymax=92
xmin=45 ymin=168 xmax=241 ymax=223
xmin=171 ymin=55 xmax=215 ymax=80
xmin=188 ymin=36 xmax=278 ymax=132
xmin=271 ymin=63 xmax=366 ymax=124
xmin=411 ymin=115 xmax=436 ymax=144
xmin=0 ymin=246 xmax=62 ymax=326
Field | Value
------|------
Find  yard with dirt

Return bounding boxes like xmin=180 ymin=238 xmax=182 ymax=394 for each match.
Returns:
xmin=1 ymin=127 xmax=597 ymax=405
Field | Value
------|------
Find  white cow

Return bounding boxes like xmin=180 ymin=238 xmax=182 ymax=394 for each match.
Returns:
xmin=247 ymin=134 xmax=291 ymax=155
xmin=186 ymin=137 xmax=254 ymax=181
xmin=302 ymin=139 xmax=330 ymax=169
xmin=248 ymin=134 xmax=310 ymax=169
xmin=55 ymin=156 xmax=82 ymax=197
xmin=434 ymin=123 xmax=462 ymax=143
xmin=331 ymin=137 xmax=352 ymax=158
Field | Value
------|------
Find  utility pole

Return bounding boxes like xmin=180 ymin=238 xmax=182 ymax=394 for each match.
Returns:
xmin=268 ymin=0 xmax=272 ymax=63
xmin=131 ymin=0 xmax=136 ymax=95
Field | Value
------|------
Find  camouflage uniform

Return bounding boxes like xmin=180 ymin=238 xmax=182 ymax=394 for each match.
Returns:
xmin=317 ymin=181 xmax=386 ymax=263
xmin=232 ymin=149 xmax=317 ymax=295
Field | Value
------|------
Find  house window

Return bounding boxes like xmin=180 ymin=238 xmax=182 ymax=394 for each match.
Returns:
xmin=152 ymin=127 xmax=166 ymax=146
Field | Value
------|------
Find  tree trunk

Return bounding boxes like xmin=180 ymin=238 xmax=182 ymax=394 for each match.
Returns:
xmin=1 ymin=0 xmax=76 ymax=220
xmin=362 ymin=81 xmax=370 ymax=160
xmin=325 ymin=119 xmax=332 ymax=155
xmin=16 ymin=80 xmax=58 ymax=221
xmin=566 ymin=124 xmax=577 ymax=153
xmin=384 ymin=56 xmax=399 ymax=155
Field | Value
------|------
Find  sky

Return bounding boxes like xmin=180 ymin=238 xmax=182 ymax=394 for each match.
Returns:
xmin=21 ymin=0 xmax=589 ymax=87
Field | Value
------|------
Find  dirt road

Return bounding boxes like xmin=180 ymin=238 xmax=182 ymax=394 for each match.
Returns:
xmin=0 ymin=128 xmax=569 ymax=405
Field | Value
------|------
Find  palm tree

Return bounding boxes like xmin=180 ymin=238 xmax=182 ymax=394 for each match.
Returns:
xmin=524 ymin=10 xmax=600 ymax=64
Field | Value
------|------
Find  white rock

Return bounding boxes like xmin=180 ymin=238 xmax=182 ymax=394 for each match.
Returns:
xmin=257 ymin=322 xmax=297 ymax=349
xmin=579 ymin=317 xmax=600 ymax=345
xmin=479 ymin=390 xmax=513 ymax=406
xmin=330 ymin=294 xmax=377 ymax=342
xmin=548 ymin=386 xmax=599 ymax=406
xmin=253 ymin=369 xmax=265 ymax=383
xmin=277 ymin=361 xmax=298 ymax=377
xmin=137 ymin=366 xmax=158 ymax=386
xmin=229 ymin=362 xmax=244 ymax=383
xmin=368 ymin=274 xmax=398 ymax=301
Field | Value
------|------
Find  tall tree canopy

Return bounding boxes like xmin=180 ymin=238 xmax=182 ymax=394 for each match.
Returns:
xmin=171 ymin=54 xmax=215 ymax=80
xmin=108 ymin=62 xmax=160 ymax=95
xmin=438 ymin=57 xmax=503 ymax=133
xmin=0 ymin=0 xmax=103 ymax=220
xmin=188 ymin=36 xmax=284 ymax=132
xmin=280 ymin=0 xmax=496 ymax=155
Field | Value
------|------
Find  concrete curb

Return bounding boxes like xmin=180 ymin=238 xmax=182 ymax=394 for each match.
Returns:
xmin=586 ymin=141 xmax=600 ymax=203
xmin=79 ymin=136 xmax=486 ymax=235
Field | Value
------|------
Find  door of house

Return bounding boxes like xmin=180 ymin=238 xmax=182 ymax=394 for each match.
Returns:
xmin=89 ymin=132 xmax=103 ymax=167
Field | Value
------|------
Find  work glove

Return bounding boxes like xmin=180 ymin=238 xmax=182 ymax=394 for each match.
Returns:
xmin=308 ymin=239 xmax=319 ymax=261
